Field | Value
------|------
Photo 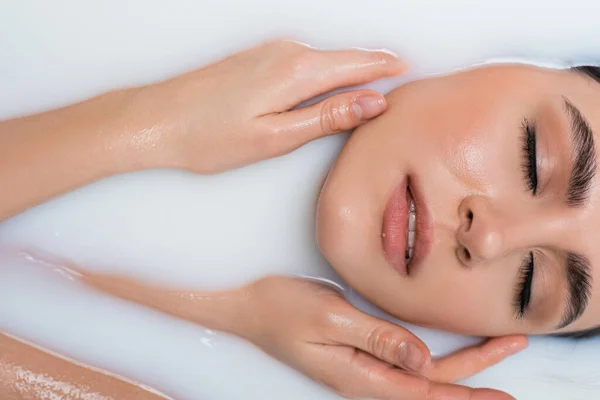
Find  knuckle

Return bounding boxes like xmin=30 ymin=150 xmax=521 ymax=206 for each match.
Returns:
xmin=254 ymin=275 xmax=279 ymax=288
xmin=250 ymin=275 xmax=283 ymax=298
xmin=318 ymin=295 xmax=339 ymax=316
xmin=283 ymin=39 xmax=308 ymax=52
xmin=256 ymin=123 xmax=285 ymax=156
xmin=316 ymin=297 xmax=346 ymax=331
xmin=289 ymin=50 xmax=318 ymax=77
xmin=422 ymin=379 xmax=435 ymax=400
xmin=263 ymin=40 xmax=310 ymax=72
xmin=319 ymin=100 xmax=355 ymax=134
xmin=263 ymin=39 xmax=292 ymax=50
xmin=294 ymin=47 xmax=317 ymax=63
xmin=267 ymin=39 xmax=287 ymax=46
xmin=269 ymin=39 xmax=303 ymax=49
xmin=365 ymin=326 xmax=398 ymax=361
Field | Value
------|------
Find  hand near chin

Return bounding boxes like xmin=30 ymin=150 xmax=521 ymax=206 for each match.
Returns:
xmin=244 ymin=276 xmax=528 ymax=400
xmin=137 ymin=40 xmax=405 ymax=173
xmin=57 ymin=260 xmax=527 ymax=400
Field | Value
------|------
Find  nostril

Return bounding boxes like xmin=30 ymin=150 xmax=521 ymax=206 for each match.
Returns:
xmin=462 ymin=246 xmax=471 ymax=261
xmin=456 ymin=245 xmax=472 ymax=266
xmin=465 ymin=209 xmax=474 ymax=231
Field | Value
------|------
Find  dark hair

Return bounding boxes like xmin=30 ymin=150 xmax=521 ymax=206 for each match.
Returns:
xmin=559 ymin=66 xmax=600 ymax=339
xmin=573 ymin=65 xmax=600 ymax=83
xmin=558 ymin=326 xmax=600 ymax=338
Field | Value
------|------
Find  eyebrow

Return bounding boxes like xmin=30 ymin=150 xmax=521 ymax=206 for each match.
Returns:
xmin=563 ymin=98 xmax=596 ymax=207
xmin=557 ymin=251 xmax=593 ymax=329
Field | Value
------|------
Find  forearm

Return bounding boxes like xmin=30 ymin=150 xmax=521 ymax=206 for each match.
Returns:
xmin=74 ymin=268 xmax=251 ymax=336
xmin=0 ymin=333 xmax=167 ymax=400
xmin=0 ymin=88 xmax=164 ymax=222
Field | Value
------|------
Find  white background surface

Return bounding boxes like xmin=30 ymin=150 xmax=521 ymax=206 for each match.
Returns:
xmin=1 ymin=1 xmax=600 ymax=399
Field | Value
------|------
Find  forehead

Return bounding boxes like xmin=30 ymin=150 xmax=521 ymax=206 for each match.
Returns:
xmin=573 ymin=213 xmax=600 ymax=331
xmin=455 ymin=64 xmax=600 ymax=99
xmin=541 ymin=67 xmax=600 ymax=332
xmin=390 ymin=65 xmax=600 ymax=122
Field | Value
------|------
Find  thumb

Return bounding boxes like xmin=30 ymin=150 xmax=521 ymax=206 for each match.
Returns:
xmin=327 ymin=303 xmax=432 ymax=374
xmin=426 ymin=335 xmax=528 ymax=383
xmin=263 ymin=90 xmax=386 ymax=154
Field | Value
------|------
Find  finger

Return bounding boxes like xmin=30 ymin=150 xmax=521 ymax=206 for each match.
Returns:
xmin=302 ymin=344 xmax=515 ymax=400
xmin=284 ymin=48 xmax=406 ymax=107
xmin=426 ymin=335 xmax=528 ymax=383
xmin=323 ymin=302 xmax=432 ymax=374
xmin=261 ymin=89 xmax=386 ymax=155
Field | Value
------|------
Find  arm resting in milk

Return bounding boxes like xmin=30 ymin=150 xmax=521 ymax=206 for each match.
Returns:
xmin=0 ymin=333 xmax=168 ymax=400
xmin=69 ymin=266 xmax=526 ymax=400
xmin=0 ymin=89 xmax=147 ymax=222
xmin=0 ymin=40 xmax=402 ymax=221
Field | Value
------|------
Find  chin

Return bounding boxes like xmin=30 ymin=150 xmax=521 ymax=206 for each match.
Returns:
xmin=315 ymin=184 xmax=352 ymax=272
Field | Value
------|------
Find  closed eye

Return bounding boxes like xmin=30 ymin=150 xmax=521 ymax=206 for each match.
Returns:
xmin=514 ymin=251 xmax=535 ymax=319
xmin=521 ymin=119 xmax=538 ymax=195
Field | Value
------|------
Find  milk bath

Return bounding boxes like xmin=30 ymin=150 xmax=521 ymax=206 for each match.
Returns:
xmin=1 ymin=0 xmax=600 ymax=399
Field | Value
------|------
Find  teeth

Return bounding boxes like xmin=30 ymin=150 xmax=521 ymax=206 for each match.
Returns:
xmin=407 ymin=231 xmax=415 ymax=247
xmin=405 ymin=199 xmax=416 ymax=263
xmin=408 ymin=211 xmax=416 ymax=231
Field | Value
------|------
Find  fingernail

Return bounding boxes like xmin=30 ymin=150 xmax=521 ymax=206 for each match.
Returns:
xmin=379 ymin=50 xmax=406 ymax=67
xmin=398 ymin=342 xmax=429 ymax=373
xmin=352 ymin=95 xmax=386 ymax=121
xmin=377 ymin=50 xmax=408 ymax=72
xmin=376 ymin=48 xmax=399 ymax=58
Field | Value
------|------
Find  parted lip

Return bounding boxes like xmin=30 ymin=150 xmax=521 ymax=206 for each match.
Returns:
xmin=382 ymin=176 xmax=432 ymax=276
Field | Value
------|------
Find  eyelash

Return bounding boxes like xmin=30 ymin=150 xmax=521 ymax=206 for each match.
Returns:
xmin=514 ymin=252 xmax=535 ymax=319
xmin=521 ymin=119 xmax=538 ymax=195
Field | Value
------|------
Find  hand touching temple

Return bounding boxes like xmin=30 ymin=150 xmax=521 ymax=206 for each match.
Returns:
xmin=0 ymin=41 xmax=395 ymax=221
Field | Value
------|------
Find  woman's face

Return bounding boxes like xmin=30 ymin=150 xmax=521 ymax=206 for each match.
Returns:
xmin=317 ymin=64 xmax=600 ymax=336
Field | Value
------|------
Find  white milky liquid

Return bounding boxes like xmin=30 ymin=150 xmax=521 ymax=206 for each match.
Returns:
xmin=1 ymin=1 xmax=599 ymax=398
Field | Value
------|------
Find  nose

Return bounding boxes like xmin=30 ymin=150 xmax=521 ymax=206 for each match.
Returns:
xmin=456 ymin=195 xmax=514 ymax=265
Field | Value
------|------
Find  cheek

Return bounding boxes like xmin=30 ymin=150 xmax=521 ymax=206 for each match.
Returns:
xmin=315 ymin=162 xmax=386 ymax=282
xmin=412 ymin=82 xmax=520 ymax=195
xmin=443 ymin=139 xmax=490 ymax=191
xmin=407 ymin=254 xmax=516 ymax=334
xmin=428 ymin=109 xmax=503 ymax=189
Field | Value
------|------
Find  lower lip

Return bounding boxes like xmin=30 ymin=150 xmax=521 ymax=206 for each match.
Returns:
xmin=382 ymin=179 xmax=409 ymax=276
